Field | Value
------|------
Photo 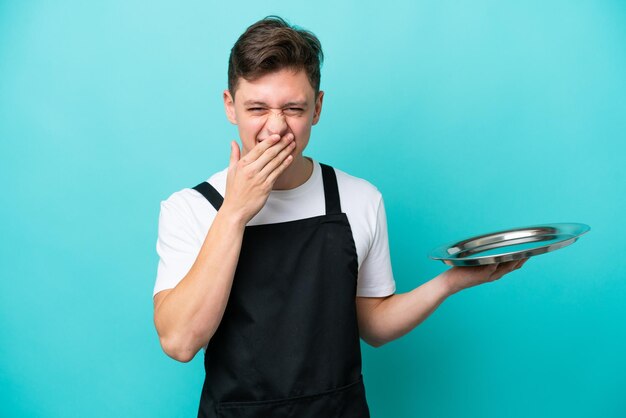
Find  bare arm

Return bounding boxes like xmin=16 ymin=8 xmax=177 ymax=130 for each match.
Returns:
xmin=153 ymin=134 xmax=295 ymax=362
xmin=356 ymin=259 xmax=529 ymax=347
xmin=153 ymin=210 xmax=245 ymax=362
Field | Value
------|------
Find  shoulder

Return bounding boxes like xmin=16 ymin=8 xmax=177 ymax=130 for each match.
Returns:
xmin=332 ymin=166 xmax=382 ymax=207
xmin=159 ymin=168 xmax=228 ymax=223
xmin=330 ymin=165 xmax=384 ymax=240
xmin=326 ymin=165 xmax=389 ymax=274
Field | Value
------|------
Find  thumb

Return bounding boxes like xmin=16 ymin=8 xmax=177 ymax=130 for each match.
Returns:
xmin=229 ymin=140 xmax=240 ymax=169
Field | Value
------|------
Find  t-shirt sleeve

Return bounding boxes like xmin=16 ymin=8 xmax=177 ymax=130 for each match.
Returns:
xmin=356 ymin=197 xmax=396 ymax=297
xmin=153 ymin=197 xmax=202 ymax=297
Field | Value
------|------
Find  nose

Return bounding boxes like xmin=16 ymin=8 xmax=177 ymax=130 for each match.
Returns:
xmin=265 ymin=110 xmax=289 ymax=137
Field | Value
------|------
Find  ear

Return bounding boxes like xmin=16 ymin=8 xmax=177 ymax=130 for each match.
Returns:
xmin=223 ymin=90 xmax=237 ymax=125
xmin=312 ymin=91 xmax=324 ymax=125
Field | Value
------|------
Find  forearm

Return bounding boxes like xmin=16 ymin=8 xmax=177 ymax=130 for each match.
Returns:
xmin=153 ymin=208 xmax=246 ymax=361
xmin=359 ymin=259 xmax=529 ymax=346
xmin=361 ymin=272 xmax=455 ymax=346
xmin=153 ymin=137 xmax=297 ymax=362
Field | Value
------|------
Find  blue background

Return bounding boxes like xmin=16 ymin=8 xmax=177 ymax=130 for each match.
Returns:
xmin=1 ymin=1 xmax=625 ymax=417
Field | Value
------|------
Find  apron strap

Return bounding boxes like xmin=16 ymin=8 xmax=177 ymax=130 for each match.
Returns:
xmin=192 ymin=181 xmax=223 ymax=211
xmin=320 ymin=163 xmax=342 ymax=215
xmin=192 ymin=162 xmax=341 ymax=215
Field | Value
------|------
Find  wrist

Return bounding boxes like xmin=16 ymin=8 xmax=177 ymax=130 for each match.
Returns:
xmin=216 ymin=203 xmax=248 ymax=230
xmin=436 ymin=268 xmax=462 ymax=297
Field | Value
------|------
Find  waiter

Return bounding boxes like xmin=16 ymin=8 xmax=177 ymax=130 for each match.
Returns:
xmin=153 ymin=16 xmax=528 ymax=417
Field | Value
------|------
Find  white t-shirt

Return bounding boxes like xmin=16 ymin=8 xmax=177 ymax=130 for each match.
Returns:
xmin=153 ymin=159 xmax=396 ymax=298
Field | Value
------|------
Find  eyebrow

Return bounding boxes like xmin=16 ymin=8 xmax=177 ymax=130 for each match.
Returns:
xmin=243 ymin=100 xmax=308 ymax=108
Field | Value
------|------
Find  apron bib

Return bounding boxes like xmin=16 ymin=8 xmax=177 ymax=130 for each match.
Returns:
xmin=193 ymin=163 xmax=370 ymax=418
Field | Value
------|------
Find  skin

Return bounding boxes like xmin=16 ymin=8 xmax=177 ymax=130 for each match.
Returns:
xmin=153 ymin=68 xmax=529 ymax=362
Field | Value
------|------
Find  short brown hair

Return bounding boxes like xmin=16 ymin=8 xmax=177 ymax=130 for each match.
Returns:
xmin=228 ymin=16 xmax=324 ymax=99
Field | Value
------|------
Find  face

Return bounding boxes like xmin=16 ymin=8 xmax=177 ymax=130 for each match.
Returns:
xmin=223 ymin=68 xmax=324 ymax=158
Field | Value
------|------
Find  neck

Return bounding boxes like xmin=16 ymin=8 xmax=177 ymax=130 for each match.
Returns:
xmin=272 ymin=155 xmax=313 ymax=190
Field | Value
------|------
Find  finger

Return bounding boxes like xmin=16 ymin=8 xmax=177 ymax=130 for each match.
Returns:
xmin=501 ymin=260 xmax=517 ymax=268
xmin=509 ymin=258 xmax=529 ymax=271
xmin=494 ymin=259 xmax=523 ymax=278
xmin=499 ymin=260 xmax=518 ymax=270
xmin=239 ymin=134 xmax=281 ymax=166
xmin=264 ymin=153 xmax=294 ymax=185
xmin=489 ymin=263 xmax=507 ymax=280
xmin=229 ymin=141 xmax=240 ymax=170
xmin=249 ymin=133 xmax=295 ymax=172
xmin=473 ymin=263 xmax=496 ymax=277
xmin=258 ymin=139 xmax=296 ymax=179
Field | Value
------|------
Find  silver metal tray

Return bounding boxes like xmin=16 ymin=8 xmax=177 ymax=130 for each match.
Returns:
xmin=429 ymin=223 xmax=590 ymax=266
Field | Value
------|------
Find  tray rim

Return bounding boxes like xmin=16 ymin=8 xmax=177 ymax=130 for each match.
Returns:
xmin=428 ymin=222 xmax=590 ymax=266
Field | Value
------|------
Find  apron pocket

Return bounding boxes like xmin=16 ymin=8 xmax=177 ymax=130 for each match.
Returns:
xmin=216 ymin=376 xmax=370 ymax=418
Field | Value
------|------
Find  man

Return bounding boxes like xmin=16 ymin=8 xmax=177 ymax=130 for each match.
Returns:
xmin=153 ymin=16 xmax=528 ymax=417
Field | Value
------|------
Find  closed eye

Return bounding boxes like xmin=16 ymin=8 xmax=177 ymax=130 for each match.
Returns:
xmin=283 ymin=108 xmax=305 ymax=115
